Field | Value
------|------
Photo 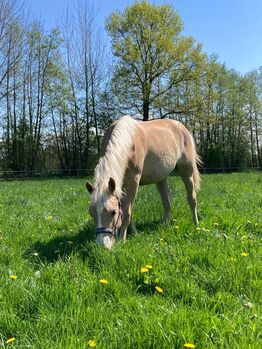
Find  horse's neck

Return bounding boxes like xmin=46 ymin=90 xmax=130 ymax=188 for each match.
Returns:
xmin=95 ymin=115 xmax=137 ymax=198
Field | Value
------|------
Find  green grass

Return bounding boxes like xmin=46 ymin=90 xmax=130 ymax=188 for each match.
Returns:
xmin=0 ymin=172 xmax=261 ymax=348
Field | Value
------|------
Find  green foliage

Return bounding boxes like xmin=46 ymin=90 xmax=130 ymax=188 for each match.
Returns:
xmin=0 ymin=173 xmax=261 ymax=348
xmin=0 ymin=0 xmax=261 ymax=176
xmin=106 ymin=0 xmax=205 ymax=120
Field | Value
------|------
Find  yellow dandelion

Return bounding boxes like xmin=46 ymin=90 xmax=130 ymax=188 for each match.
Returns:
xmin=140 ymin=267 xmax=149 ymax=273
xmin=196 ymin=227 xmax=201 ymax=231
xmin=184 ymin=343 xmax=196 ymax=348
xmin=155 ymin=286 xmax=163 ymax=294
xmin=46 ymin=215 xmax=53 ymax=221
xmin=241 ymin=252 xmax=249 ymax=257
xmin=6 ymin=337 xmax=16 ymax=344
xmin=88 ymin=339 xmax=96 ymax=347
xmin=9 ymin=275 xmax=17 ymax=280
xmin=99 ymin=279 xmax=108 ymax=285
xmin=159 ymin=238 xmax=166 ymax=245
xmin=145 ymin=264 xmax=153 ymax=269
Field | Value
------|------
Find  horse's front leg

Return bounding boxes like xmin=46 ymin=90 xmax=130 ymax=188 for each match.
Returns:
xmin=120 ymin=175 xmax=140 ymax=242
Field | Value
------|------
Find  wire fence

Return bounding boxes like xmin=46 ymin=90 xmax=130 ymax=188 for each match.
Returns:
xmin=0 ymin=167 xmax=261 ymax=180
xmin=0 ymin=169 xmax=94 ymax=180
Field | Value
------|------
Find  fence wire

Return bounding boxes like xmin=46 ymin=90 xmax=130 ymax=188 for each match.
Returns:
xmin=0 ymin=167 xmax=261 ymax=180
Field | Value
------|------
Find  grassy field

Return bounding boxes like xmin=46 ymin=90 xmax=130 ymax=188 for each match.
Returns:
xmin=0 ymin=172 xmax=261 ymax=348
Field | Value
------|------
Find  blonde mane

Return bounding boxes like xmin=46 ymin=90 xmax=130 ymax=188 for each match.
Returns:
xmin=93 ymin=115 xmax=138 ymax=200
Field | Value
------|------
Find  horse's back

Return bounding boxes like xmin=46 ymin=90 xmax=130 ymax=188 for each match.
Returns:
xmin=136 ymin=119 xmax=196 ymax=184
xmin=100 ymin=116 xmax=198 ymax=185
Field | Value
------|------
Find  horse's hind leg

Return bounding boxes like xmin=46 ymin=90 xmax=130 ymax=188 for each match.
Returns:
xmin=178 ymin=164 xmax=199 ymax=225
xmin=156 ymin=178 xmax=172 ymax=223
xmin=127 ymin=218 xmax=137 ymax=234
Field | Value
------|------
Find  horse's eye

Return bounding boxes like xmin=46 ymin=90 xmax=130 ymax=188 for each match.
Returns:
xmin=111 ymin=210 xmax=116 ymax=216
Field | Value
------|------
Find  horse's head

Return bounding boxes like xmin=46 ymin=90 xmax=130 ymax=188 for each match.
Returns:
xmin=86 ymin=177 xmax=122 ymax=250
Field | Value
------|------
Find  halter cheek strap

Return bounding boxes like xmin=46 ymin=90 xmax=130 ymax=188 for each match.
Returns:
xmin=96 ymin=199 xmax=122 ymax=237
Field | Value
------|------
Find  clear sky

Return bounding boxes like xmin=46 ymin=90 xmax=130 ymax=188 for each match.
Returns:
xmin=26 ymin=0 xmax=262 ymax=74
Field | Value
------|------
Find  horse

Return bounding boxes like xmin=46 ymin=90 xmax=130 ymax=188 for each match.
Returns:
xmin=86 ymin=115 xmax=201 ymax=249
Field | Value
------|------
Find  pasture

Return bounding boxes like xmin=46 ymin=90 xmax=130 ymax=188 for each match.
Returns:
xmin=0 ymin=172 xmax=261 ymax=348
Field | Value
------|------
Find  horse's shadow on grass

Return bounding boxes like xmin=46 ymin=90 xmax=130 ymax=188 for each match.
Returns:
xmin=25 ymin=219 xmax=163 ymax=267
xmin=26 ymin=222 xmax=97 ymax=265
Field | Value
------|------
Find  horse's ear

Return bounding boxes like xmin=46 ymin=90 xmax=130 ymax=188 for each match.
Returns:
xmin=86 ymin=181 xmax=94 ymax=194
xmin=108 ymin=177 xmax=116 ymax=194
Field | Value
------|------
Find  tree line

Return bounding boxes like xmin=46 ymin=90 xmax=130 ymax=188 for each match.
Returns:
xmin=0 ymin=0 xmax=261 ymax=176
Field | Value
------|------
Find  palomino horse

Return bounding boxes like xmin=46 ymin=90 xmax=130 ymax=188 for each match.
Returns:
xmin=86 ymin=115 xmax=201 ymax=249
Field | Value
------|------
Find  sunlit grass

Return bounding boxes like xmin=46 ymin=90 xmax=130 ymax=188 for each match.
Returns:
xmin=0 ymin=172 xmax=261 ymax=348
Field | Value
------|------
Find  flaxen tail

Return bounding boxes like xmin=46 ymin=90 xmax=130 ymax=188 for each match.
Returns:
xmin=190 ymin=134 xmax=202 ymax=192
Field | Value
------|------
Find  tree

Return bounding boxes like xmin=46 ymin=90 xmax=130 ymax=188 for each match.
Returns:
xmin=106 ymin=0 xmax=204 ymax=121
xmin=60 ymin=1 xmax=108 ymax=169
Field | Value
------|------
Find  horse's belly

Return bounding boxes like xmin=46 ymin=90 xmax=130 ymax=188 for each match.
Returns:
xmin=140 ymin=152 xmax=176 ymax=184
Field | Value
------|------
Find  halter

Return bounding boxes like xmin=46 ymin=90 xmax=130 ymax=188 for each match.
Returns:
xmin=96 ymin=199 xmax=122 ymax=237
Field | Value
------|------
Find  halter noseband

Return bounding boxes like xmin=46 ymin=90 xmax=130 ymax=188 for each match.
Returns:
xmin=96 ymin=199 xmax=122 ymax=237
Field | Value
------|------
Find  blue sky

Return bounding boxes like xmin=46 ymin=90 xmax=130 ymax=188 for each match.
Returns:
xmin=26 ymin=0 xmax=262 ymax=74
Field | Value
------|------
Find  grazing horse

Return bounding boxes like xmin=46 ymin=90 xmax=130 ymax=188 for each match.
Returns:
xmin=86 ymin=115 xmax=201 ymax=249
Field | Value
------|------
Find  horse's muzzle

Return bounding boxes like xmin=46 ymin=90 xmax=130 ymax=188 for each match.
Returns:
xmin=96 ymin=229 xmax=116 ymax=250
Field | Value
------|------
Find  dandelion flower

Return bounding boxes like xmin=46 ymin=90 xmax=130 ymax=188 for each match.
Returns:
xmin=155 ymin=286 xmax=163 ymax=294
xmin=140 ymin=267 xmax=149 ymax=273
xmin=241 ymin=252 xmax=249 ymax=257
xmin=159 ymin=238 xmax=166 ymax=245
xmin=88 ymin=339 xmax=96 ymax=347
xmin=184 ymin=343 xmax=196 ymax=348
xmin=6 ymin=337 xmax=16 ymax=344
xmin=9 ymin=275 xmax=17 ymax=280
xmin=46 ymin=215 xmax=53 ymax=221
xmin=99 ymin=279 xmax=108 ymax=285
xmin=196 ymin=227 xmax=201 ymax=231
xmin=145 ymin=264 xmax=153 ymax=269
